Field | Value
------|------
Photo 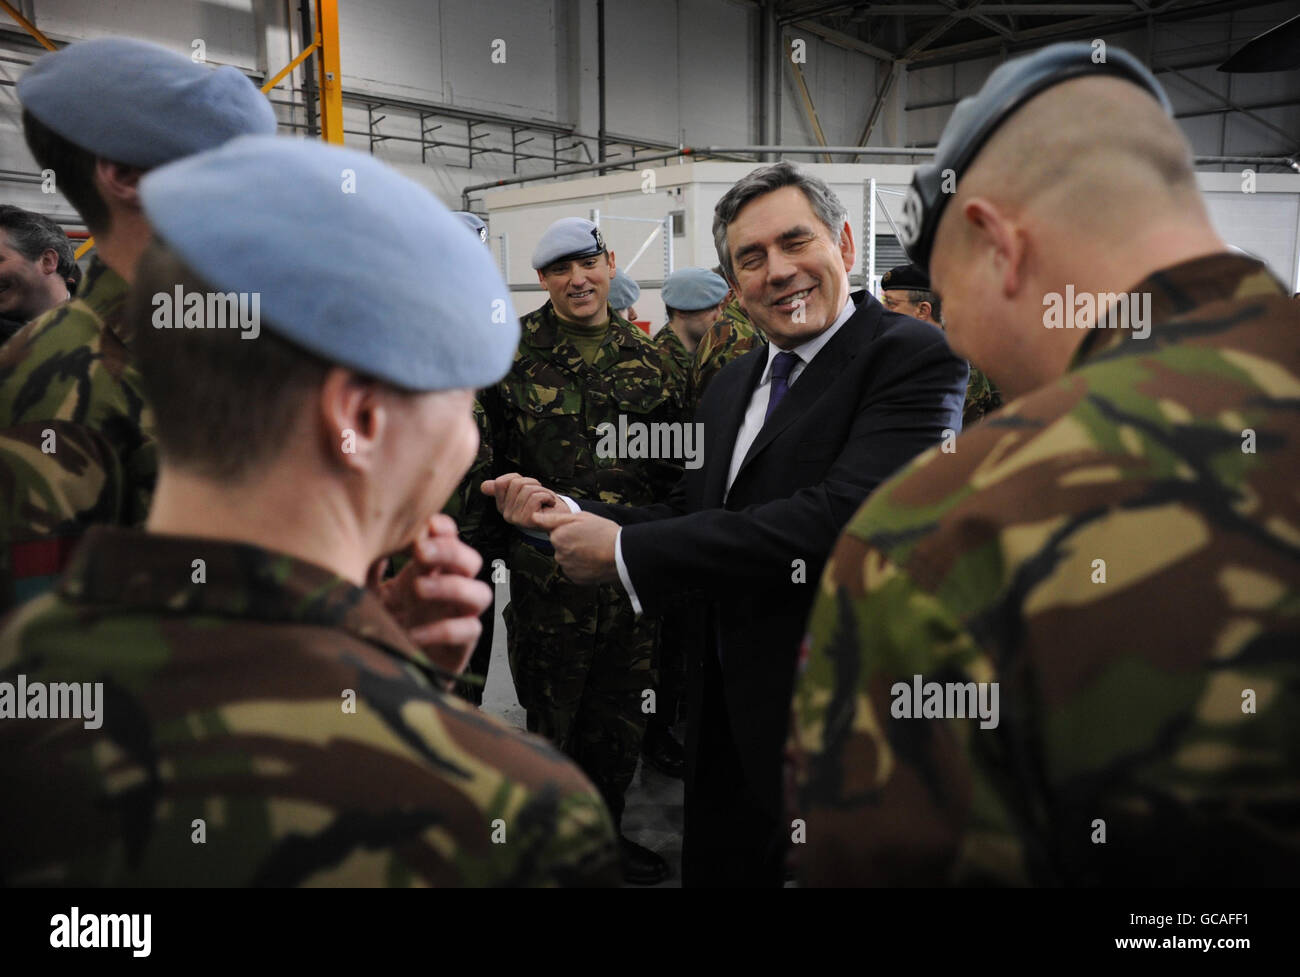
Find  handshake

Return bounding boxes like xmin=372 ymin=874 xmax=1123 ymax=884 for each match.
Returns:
xmin=480 ymin=473 xmax=621 ymax=586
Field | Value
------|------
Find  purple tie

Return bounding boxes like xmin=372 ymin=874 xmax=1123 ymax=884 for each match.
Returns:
xmin=764 ymin=351 xmax=800 ymax=422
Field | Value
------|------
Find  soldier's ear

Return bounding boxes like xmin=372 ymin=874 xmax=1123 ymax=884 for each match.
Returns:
xmin=319 ymin=367 xmax=385 ymax=472
xmin=93 ymin=159 xmax=146 ymax=212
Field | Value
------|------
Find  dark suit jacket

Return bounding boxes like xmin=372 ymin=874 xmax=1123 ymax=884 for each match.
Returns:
xmin=581 ymin=291 xmax=967 ymax=816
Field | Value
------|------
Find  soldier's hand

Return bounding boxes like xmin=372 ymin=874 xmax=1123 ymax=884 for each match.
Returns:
xmin=373 ymin=514 xmax=492 ymax=681
xmin=481 ymin=472 xmax=562 ymax=529
xmin=532 ymin=509 xmax=619 ymax=585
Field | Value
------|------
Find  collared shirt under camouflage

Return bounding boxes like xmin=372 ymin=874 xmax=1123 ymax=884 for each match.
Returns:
xmin=0 ymin=256 xmax=155 ymax=611
xmin=690 ymin=296 xmax=766 ymax=402
xmin=790 ymin=253 xmax=1300 ymax=886
xmin=478 ymin=300 xmax=684 ymax=506
xmin=0 ymin=527 xmax=619 ymax=886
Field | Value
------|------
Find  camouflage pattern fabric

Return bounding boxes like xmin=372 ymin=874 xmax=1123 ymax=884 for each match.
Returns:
xmin=691 ymin=296 xmax=766 ymax=402
xmin=442 ymin=400 xmax=504 ymax=706
xmin=0 ymin=527 xmax=619 ymax=887
xmin=654 ymin=323 xmax=694 ymax=412
xmin=962 ymin=363 xmax=1002 ymax=427
xmin=0 ymin=257 xmax=155 ymax=612
xmin=478 ymin=300 xmax=684 ymax=824
xmin=790 ymin=254 xmax=1300 ymax=886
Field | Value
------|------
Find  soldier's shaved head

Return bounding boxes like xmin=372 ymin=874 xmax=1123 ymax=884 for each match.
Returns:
xmin=931 ymin=75 xmax=1225 ymax=399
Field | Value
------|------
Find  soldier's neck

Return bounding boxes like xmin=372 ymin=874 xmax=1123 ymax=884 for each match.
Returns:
xmin=146 ymin=465 xmax=373 ymax=586
xmin=669 ymin=320 xmax=698 ymax=354
xmin=554 ymin=309 xmax=609 ymax=333
xmin=90 ymin=212 xmax=154 ymax=285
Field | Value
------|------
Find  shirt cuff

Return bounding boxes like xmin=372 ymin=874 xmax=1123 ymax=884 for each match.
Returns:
xmin=613 ymin=529 xmax=644 ymax=616
xmin=558 ymin=495 xmax=581 ymax=513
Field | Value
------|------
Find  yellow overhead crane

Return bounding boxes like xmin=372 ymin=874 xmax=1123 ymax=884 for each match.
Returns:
xmin=0 ymin=0 xmax=343 ymax=261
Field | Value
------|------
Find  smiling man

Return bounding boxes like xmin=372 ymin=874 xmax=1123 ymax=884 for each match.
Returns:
xmin=470 ymin=216 xmax=684 ymax=885
xmin=484 ymin=163 xmax=967 ymax=886
xmin=0 ymin=206 xmax=76 ymax=342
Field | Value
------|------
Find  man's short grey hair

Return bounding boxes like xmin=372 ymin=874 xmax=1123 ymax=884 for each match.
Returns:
xmin=0 ymin=205 xmax=76 ymax=282
xmin=712 ymin=162 xmax=847 ymax=283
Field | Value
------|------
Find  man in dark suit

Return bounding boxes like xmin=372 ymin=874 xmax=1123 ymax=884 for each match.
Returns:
xmin=484 ymin=162 xmax=967 ymax=886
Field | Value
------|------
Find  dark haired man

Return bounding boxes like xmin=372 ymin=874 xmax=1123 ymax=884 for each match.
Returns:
xmin=0 ymin=205 xmax=75 ymax=341
xmin=0 ymin=136 xmax=618 ymax=888
xmin=471 ymin=217 xmax=684 ymax=884
xmin=486 ymin=162 xmax=967 ymax=885
xmin=0 ymin=37 xmax=276 ymax=610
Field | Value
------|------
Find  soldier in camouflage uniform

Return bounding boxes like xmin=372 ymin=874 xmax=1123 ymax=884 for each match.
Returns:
xmin=690 ymin=293 xmax=767 ymax=403
xmin=880 ymin=262 xmax=1001 ymax=426
xmin=790 ymin=44 xmax=1300 ymax=886
xmin=0 ymin=37 xmax=276 ymax=612
xmin=477 ymin=217 xmax=683 ymax=883
xmin=0 ymin=137 xmax=618 ymax=887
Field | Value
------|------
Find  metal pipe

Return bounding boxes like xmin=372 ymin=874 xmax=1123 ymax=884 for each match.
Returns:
xmin=299 ymin=0 xmax=318 ymax=137
xmin=460 ymin=148 xmax=694 ymax=210
xmin=597 ymin=0 xmax=606 ymax=174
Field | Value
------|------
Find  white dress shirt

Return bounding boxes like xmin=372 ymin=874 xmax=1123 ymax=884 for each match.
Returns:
xmin=595 ymin=294 xmax=858 ymax=614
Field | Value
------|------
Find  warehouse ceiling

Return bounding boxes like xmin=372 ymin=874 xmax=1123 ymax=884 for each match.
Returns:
xmin=778 ymin=0 xmax=1290 ymax=67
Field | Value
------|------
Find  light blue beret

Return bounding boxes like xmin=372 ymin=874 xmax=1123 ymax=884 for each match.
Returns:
xmin=608 ymin=270 xmax=640 ymax=310
xmin=454 ymin=211 xmax=488 ymax=243
xmin=140 ymin=135 xmax=519 ymax=393
xmin=18 ymin=37 xmax=277 ymax=168
xmin=662 ymin=267 xmax=729 ymax=311
xmin=531 ymin=217 xmax=606 ymax=270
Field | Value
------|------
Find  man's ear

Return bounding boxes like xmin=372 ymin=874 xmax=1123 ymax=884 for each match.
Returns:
xmin=917 ymin=300 xmax=933 ymax=321
xmin=605 ymin=250 xmax=617 ymax=275
xmin=38 ymin=248 xmax=60 ymax=275
xmin=536 ymin=268 xmax=547 ymax=288
xmin=94 ymin=159 xmax=146 ymax=212
xmin=837 ymin=218 xmax=856 ymax=272
xmin=961 ymin=196 xmax=1024 ymax=298
xmin=319 ymin=367 xmax=386 ymax=471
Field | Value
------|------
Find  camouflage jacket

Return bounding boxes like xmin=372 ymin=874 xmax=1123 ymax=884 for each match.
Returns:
xmin=477 ymin=301 xmax=685 ymax=510
xmin=790 ymin=254 xmax=1300 ymax=886
xmin=653 ymin=323 xmax=695 ymax=419
xmin=690 ymin=296 xmax=766 ymax=402
xmin=0 ymin=527 xmax=619 ymax=886
xmin=962 ymin=363 xmax=1002 ymax=427
xmin=0 ymin=257 xmax=155 ymax=611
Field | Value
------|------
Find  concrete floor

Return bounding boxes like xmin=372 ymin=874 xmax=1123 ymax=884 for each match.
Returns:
xmin=479 ymin=580 xmax=686 ymax=888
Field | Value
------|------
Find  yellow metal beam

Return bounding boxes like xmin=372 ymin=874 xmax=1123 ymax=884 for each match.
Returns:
xmin=74 ymin=238 xmax=93 ymax=260
xmin=262 ymin=39 xmax=319 ymax=95
xmin=788 ymin=58 xmax=832 ymax=165
xmin=315 ymin=0 xmax=343 ymax=143
xmin=0 ymin=0 xmax=57 ymax=51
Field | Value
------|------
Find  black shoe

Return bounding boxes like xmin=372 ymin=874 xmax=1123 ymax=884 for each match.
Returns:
xmin=641 ymin=724 xmax=686 ymax=779
xmin=620 ymin=836 xmax=670 ymax=886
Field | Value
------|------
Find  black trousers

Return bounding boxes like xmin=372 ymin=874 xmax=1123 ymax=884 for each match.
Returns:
xmin=681 ymin=650 xmax=786 ymax=888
